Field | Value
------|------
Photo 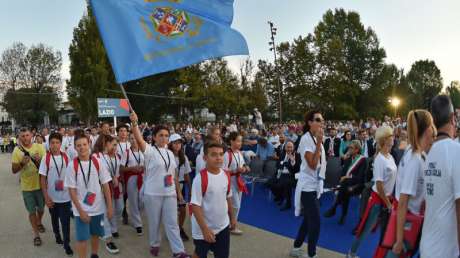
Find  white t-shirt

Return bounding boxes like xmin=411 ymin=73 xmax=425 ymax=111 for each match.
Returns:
xmin=297 ymin=132 xmax=326 ymax=192
xmin=395 ymin=148 xmax=425 ymax=215
xmin=66 ymin=146 xmax=78 ymax=161
xmin=191 ymin=169 xmax=232 ymax=240
xmin=175 ymin=156 xmax=191 ymax=182
xmin=372 ymin=152 xmax=397 ymax=195
xmin=100 ymin=153 xmax=121 ymax=178
xmin=39 ymin=154 xmax=70 ymax=203
xmin=90 ymin=135 xmax=99 ymax=151
xmin=123 ymin=148 xmax=145 ymax=168
xmin=116 ymin=141 xmax=131 ymax=162
xmin=223 ymin=150 xmax=246 ymax=189
xmin=64 ymin=157 xmax=112 ymax=216
xmin=420 ymin=139 xmax=460 ymax=258
xmin=195 ymin=154 xmax=206 ymax=174
xmin=143 ymin=145 xmax=177 ymax=196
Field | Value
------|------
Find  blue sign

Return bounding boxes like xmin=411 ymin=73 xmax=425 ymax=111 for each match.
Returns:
xmin=97 ymin=98 xmax=130 ymax=117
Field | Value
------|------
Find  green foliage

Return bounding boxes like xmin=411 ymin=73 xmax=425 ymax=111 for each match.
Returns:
xmin=406 ymin=60 xmax=443 ymax=110
xmin=446 ymin=81 xmax=460 ymax=109
xmin=0 ymin=42 xmax=62 ymax=126
xmin=66 ymin=6 xmax=119 ymax=125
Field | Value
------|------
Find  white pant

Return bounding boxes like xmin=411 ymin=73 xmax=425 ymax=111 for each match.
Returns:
xmin=231 ymin=181 xmax=242 ymax=220
xmin=127 ymin=176 xmax=143 ymax=228
xmin=144 ymin=195 xmax=185 ymax=254
xmin=104 ymin=196 xmax=124 ymax=238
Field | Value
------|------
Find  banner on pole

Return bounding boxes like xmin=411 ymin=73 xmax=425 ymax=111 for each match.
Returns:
xmin=90 ymin=0 xmax=249 ymax=83
xmin=97 ymin=98 xmax=130 ymax=117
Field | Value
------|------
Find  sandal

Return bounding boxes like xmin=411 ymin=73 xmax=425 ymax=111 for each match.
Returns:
xmin=33 ymin=237 xmax=42 ymax=246
xmin=37 ymin=224 xmax=45 ymax=233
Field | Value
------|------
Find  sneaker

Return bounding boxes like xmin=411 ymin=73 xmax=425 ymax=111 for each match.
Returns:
xmin=136 ymin=227 xmax=143 ymax=236
xmin=230 ymin=228 xmax=243 ymax=235
xmin=289 ymin=247 xmax=303 ymax=257
xmin=106 ymin=242 xmax=120 ymax=254
xmin=64 ymin=245 xmax=74 ymax=256
xmin=55 ymin=235 xmax=63 ymax=245
xmin=173 ymin=252 xmax=191 ymax=258
xmin=179 ymin=228 xmax=189 ymax=241
xmin=150 ymin=246 xmax=160 ymax=257
xmin=90 ymin=255 xmax=99 ymax=258
xmin=112 ymin=232 xmax=120 ymax=238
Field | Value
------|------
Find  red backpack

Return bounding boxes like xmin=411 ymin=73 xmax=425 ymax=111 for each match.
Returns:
xmin=73 ymin=156 xmax=100 ymax=183
xmin=189 ymin=169 xmax=231 ymax=216
xmin=45 ymin=151 xmax=69 ymax=177
xmin=199 ymin=168 xmax=231 ymax=196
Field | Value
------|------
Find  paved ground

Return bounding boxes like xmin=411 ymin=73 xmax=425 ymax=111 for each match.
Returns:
xmin=0 ymin=153 xmax=343 ymax=258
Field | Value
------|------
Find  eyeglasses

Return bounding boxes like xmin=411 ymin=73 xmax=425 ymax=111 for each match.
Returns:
xmin=313 ymin=118 xmax=324 ymax=123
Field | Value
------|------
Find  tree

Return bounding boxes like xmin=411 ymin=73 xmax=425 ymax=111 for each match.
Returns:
xmin=313 ymin=9 xmax=386 ymax=119
xmin=446 ymin=81 xmax=460 ymax=109
xmin=67 ymin=6 xmax=119 ymax=125
xmin=406 ymin=60 xmax=443 ymax=109
xmin=0 ymin=42 xmax=27 ymax=91
xmin=0 ymin=43 xmax=62 ymax=126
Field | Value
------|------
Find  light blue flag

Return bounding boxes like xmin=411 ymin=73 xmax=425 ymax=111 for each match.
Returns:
xmin=90 ymin=0 xmax=249 ymax=83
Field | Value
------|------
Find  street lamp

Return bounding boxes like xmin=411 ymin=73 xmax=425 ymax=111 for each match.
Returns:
xmin=268 ymin=21 xmax=282 ymax=123
xmin=388 ymin=97 xmax=401 ymax=118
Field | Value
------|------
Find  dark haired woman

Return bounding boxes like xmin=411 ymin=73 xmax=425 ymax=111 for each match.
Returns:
xmin=224 ymin=131 xmax=249 ymax=235
xmin=130 ymin=112 xmax=190 ymax=258
xmin=168 ymin=134 xmax=192 ymax=241
xmin=290 ymin=110 xmax=326 ymax=258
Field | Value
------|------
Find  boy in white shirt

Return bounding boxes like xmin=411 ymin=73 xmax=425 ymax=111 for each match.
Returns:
xmin=191 ymin=141 xmax=236 ymax=258
xmin=65 ymin=134 xmax=113 ymax=258
xmin=39 ymin=133 xmax=73 ymax=256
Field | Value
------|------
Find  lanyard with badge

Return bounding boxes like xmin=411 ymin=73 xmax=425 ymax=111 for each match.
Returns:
xmin=154 ymin=145 xmax=173 ymax=188
xmin=102 ymin=154 xmax=117 ymax=178
xmin=310 ymin=132 xmax=322 ymax=178
xmin=118 ymin=142 xmax=127 ymax=154
xmin=52 ymin=154 xmax=65 ymax=192
xmin=230 ymin=150 xmax=241 ymax=169
xmin=131 ymin=148 xmax=141 ymax=166
xmin=78 ymin=158 xmax=96 ymax=206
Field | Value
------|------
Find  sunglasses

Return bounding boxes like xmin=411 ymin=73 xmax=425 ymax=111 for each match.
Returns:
xmin=313 ymin=117 xmax=324 ymax=123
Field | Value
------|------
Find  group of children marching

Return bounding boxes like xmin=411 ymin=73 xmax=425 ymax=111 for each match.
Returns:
xmin=36 ymin=111 xmax=246 ymax=258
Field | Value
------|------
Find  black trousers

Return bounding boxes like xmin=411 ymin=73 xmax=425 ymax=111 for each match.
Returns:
xmin=49 ymin=201 xmax=72 ymax=247
xmin=270 ymin=174 xmax=294 ymax=205
xmin=294 ymin=191 xmax=320 ymax=257
xmin=336 ymin=179 xmax=362 ymax=217
xmin=194 ymin=226 xmax=230 ymax=258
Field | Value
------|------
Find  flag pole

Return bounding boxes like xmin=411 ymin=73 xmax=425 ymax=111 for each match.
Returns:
xmin=118 ymin=83 xmax=133 ymax=112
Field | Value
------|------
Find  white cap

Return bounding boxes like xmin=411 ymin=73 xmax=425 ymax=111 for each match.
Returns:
xmin=169 ymin=133 xmax=183 ymax=143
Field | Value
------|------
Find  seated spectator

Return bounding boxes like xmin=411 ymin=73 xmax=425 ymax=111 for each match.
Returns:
xmin=276 ymin=134 xmax=287 ymax=157
xmin=242 ymin=128 xmax=259 ymax=152
xmin=340 ymin=130 xmax=352 ymax=160
xmin=256 ymin=137 xmax=276 ymax=161
xmin=268 ymin=128 xmax=280 ymax=149
xmin=324 ymin=140 xmax=367 ymax=225
xmin=269 ymin=141 xmax=300 ymax=211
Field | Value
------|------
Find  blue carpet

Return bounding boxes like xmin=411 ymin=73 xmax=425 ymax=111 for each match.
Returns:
xmin=238 ymin=184 xmax=380 ymax=258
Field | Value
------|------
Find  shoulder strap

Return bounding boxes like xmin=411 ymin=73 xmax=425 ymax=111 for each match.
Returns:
xmin=91 ymin=156 xmax=100 ymax=173
xmin=200 ymin=169 xmax=208 ymax=196
xmin=125 ymin=149 xmax=130 ymax=167
xmin=45 ymin=152 xmax=51 ymax=176
xmin=225 ymin=170 xmax=231 ymax=195
xmin=73 ymin=158 xmax=79 ymax=182
xmin=61 ymin=152 xmax=69 ymax=166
